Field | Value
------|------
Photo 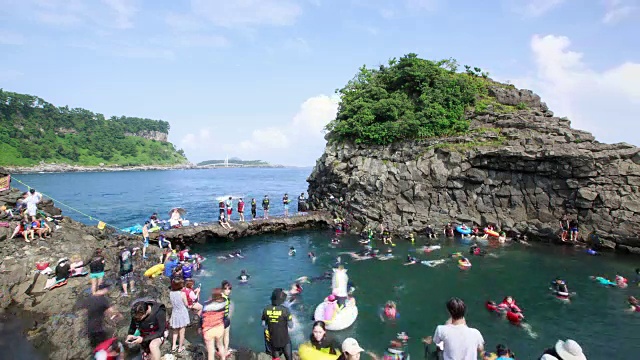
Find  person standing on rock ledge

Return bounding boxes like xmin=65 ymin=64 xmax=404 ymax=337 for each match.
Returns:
xmin=86 ymin=283 xmax=121 ymax=348
xmin=238 ymin=198 xmax=245 ymax=222
xmin=251 ymin=198 xmax=257 ymax=220
xmin=117 ymin=241 xmax=136 ymax=297
xmin=263 ymin=195 xmax=270 ymax=219
xmin=225 ymin=197 xmax=233 ymax=222
xmin=283 ymin=193 xmax=290 ymax=217
xmin=25 ymin=188 xmax=42 ymax=222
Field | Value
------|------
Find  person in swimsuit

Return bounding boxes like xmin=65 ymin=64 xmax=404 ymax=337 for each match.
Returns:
xmin=237 ymin=198 xmax=245 ymax=222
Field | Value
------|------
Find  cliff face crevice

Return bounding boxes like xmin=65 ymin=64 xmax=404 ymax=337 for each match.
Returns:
xmin=307 ymin=88 xmax=640 ymax=252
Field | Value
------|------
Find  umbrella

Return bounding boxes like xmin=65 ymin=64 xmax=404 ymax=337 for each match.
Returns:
xmin=169 ymin=207 xmax=187 ymax=216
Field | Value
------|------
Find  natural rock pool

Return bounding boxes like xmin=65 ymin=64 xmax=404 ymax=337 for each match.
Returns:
xmin=192 ymin=230 xmax=640 ymax=359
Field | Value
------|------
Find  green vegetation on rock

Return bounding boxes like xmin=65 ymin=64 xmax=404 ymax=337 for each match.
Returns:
xmin=326 ymin=54 xmax=513 ymax=145
xmin=0 ymin=89 xmax=188 ymax=166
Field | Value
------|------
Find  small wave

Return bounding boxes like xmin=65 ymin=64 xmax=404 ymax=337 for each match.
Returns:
xmin=521 ymin=323 xmax=538 ymax=339
xmin=197 ymin=270 xmax=214 ymax=277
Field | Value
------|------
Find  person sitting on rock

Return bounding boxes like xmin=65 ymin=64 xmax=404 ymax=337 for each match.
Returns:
xmin=569 ymin=219 xmax=579 ymax=242
xmin=424 ymin=225 xmax=436 ymax=239
xmin=37 ymin=218 xmax=52 ymax=239
xmin=127 ymin=300 xmax=167 ymax=360
xmin=10 ymin=220 xmax=33 ymax=243
xmin=44 ymin=258 xmax=72 ymax=290
xmin=219 ymin=212 xmax=232 ymax=230
xmin=444 ymin=223 xmax=454 ymax=237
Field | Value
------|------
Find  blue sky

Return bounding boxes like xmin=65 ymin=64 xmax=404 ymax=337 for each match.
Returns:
xmin=1 ymin=0 xmax=639 ymax=166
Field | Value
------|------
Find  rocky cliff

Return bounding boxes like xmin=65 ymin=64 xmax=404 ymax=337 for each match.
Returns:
xmin=307 ymin=86 xmax=640 ymax=253
xmin=124 ymin=130 xmax=168 ymax=142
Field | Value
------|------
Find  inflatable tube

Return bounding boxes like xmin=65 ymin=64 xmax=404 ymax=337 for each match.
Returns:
xmin=484 ymin=229 xmax=499 ymax=237
xmin=456 ymin=226 xmax=472 ymax=235
xmin=314 ymin=300 xmax=358 ymax=331
xmin=458 ymin=259 xmax=472 ymax=270
xmin=298 ymin=343 xmax=341 ymax=360
xmin=144 ymin=263 xmax=165 ymax=278
xmin=554 ymin=291 xmax=570 ymax=300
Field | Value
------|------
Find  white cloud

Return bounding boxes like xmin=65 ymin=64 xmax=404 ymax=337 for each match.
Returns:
xmin=514 ymin=34 xmax=640 ymax=146
xmin=508 ymin=0 xmax=566 ymax=17
xmin=101 ymin=0 xmax=139 ymax=29
xmin=0 ymin=30 xmax=25 ymax=45
xmin=180 ymin=95 xmax=340 ymax=166
xmin=190 ymin=0 xmax=302 ymax=28
xmin=602 ymin=0 xmax=638 ymax=24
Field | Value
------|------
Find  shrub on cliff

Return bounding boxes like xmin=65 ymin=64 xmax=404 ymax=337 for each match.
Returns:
xmin=325 ymin=54 xmax=490 ymax=145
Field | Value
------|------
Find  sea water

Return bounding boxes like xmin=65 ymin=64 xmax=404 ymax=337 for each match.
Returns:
xmin=15 ymin=169 xmax=640 ymax=359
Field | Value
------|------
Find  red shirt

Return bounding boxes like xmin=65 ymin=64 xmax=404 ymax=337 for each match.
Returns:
xmin=238 ymin=201 xmax=245 ymax=212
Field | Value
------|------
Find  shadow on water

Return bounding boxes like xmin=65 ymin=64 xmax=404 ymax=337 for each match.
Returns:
xmin=0 ymin=307 xmax=51 ymax=360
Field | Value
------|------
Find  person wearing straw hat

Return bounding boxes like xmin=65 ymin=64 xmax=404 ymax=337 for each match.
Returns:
xmin=539 ymin=339 xmax=587 ymax=360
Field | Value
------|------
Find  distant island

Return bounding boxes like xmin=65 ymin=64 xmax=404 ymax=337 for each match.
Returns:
xmin=197 ymin=157 xmax=283 ymax=168
xmin=0 ymin=89 xmax=189 ymax=168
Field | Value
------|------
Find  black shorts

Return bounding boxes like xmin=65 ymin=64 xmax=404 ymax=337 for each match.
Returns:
xmin=89 ymin=330 xmax=108 ymax=348
xmin=219 ymin=209 xmax=225 ymax=215
xmin=224 ymin=317 xmax=230 ymax=328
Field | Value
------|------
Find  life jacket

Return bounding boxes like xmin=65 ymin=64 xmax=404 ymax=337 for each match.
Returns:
xmin=263 ymin=198 xmax=270 ymax=207
xmin=238 ymin=201 xmax=244 ymax=212
xmin=222 ymin=294 xmax=231 ymax=319
xmin=182 ymin=288 xmax=195 ymax=306
xmin=179 ymin=250 xmax=189 ymax=261
xmin=201 ymin=301 xmax=226 ymax=330
xmin=506 ymin=311 xmax=523 ymax=323
xmin=93 ymin=338 xmax=122 ymax=360
xmin=251 ymin=200 xmax=256 ymax=208
xmin=283 ymin=196 xmax=289 ymax=204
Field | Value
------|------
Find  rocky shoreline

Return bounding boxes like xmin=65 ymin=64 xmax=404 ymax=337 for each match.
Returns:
xmin=5 ymin=163 xmax=197 ymax=174
xmin=5 ymin=163 xmax=294 ymax=174
xmin=0 ymin=185 xmax=331 ymax=360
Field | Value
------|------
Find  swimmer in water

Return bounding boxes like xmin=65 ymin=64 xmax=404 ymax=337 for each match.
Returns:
xmin=404 ymin=254 xmax=418 ymax=265
xmin=627 ymin=296 xmax=640 ymax=312
xmin=331 ymin=237 xmax=340 ymax=245
xmin=590 ymin=275 xmax=617 ymax=286
xmin=289 ymin=246 xmax=296 ymax=256
xmin=237 ymin=269 xmax=250 ymax=282
xmin=382 ymin=301 xmax=398 ymax=320
xmin=308 ymin=252 xmax=316 ymax=262
xmin=469 ymin=244 xmax=486 ymax=256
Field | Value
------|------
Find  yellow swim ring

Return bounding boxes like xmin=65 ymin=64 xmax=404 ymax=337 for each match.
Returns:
xmin=144 ymin=263 xmax=165 ymax=278
xmin=298 ymin=343 xmax=341 ymax=360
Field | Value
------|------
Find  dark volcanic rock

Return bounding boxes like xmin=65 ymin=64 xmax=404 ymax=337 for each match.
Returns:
xmin=307 ymin=86 xmax=640 ymax=253
xmin=157 ymin=212 xmax=333 ymax=244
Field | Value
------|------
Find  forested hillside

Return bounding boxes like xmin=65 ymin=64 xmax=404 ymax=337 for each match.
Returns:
xmin=0 ymin=89 xmax=188 ymax=166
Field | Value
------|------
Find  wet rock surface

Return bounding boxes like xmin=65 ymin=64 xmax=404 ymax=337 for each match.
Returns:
xmin=307 ymin=86 xmax=640 ymax=253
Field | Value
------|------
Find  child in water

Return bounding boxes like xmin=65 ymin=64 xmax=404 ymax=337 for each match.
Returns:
xmin=289 ymin=246 xmax=296 ymax=256
xmin=404 ymin=254 xmax=418 ymax=265
xmin=383 ymin=301 xmax=399 ymax=320
xmin=237 ymin=270 xmax=250 ymax=282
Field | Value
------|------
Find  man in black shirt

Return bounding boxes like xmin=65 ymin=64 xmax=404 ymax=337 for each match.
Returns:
xmin=262 ymin=288 xmax=293 ymax=360
xmin=86 ymin=283 xmax=121 ymax=348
